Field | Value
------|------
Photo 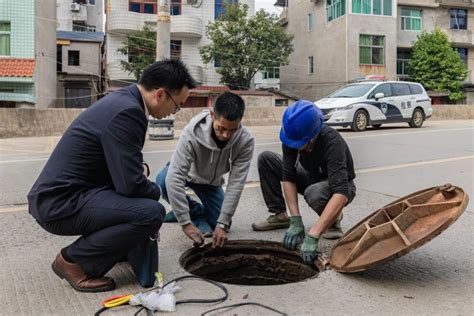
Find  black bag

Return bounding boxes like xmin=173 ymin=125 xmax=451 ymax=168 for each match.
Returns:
xmin=127 ymin=234 xmax=159 ymax=287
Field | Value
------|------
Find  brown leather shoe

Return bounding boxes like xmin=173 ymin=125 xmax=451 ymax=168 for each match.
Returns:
xmin=51 ymin=253 xmax=116 ymax=292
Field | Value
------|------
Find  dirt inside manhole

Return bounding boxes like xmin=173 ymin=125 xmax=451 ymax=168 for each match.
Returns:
xmin=179 ymin=240 xmax=319 ymax=286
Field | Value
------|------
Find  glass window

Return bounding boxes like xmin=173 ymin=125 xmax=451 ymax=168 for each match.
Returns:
xmin=397 ymin=49 xmax=411 ymax=76
xmin=171 ymin=0 xmax=181 ymax=15
xmin=409 ymin=84 xmax=423 ymax=95
xmin=359 ymin=34 xmax=385 ymax=65
xmin=308 ymin=56 xmax=314 ymax=74
xmin=329 ymin=84 xmax=375 ymax=98
xmin=0 ymin=22 xmax=11 ymax=56
xmin=326 ymin=0 xmax=346 ymax=22
xmin=401 ymin=8 xmax=422 ymax=31
xmin=144 ymin=3 xmax=154 ymax=14
xmin=450 ymin=9 xmax=467 ymax=30
xmin=89 ymin=0 xmax=95 ymax=4
xmin=68 ymin=50 xmax=80 ymax=66
xmin=370 ymin=83 xmax=392 ymax=98
xmin=455 ymin=47 xmax=468 ymax=64
xmin=352 ymin=0 xmax=391 ymax=16
xmin=263 ymin=67 xmax=280 ymax=79
xmin=391 ymin=83 xmax=411 ymax=96
xmin=308 ymin=13 xmax=314 ymax=31
xmin=130 ymin=3 xmax=140 ymax=12
xmin=215 ymin=0 xmax=238 ymax=20
xmin=170 ymin=40 xmax=181 ymax=60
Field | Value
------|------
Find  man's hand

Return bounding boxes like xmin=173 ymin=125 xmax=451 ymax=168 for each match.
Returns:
xmin=182 ymin=223 xmax=204 ymax=247
xmin=283 ymin=216 xmax=305 ymax=250
xmin=300 ymin=234 xmax=320 ymax=265
xmin=212 ymin=227 xmax=228 ymax=249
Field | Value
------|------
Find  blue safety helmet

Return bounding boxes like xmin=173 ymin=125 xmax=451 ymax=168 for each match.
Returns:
xmin=279 ymin=100 xmax=324 ymax=149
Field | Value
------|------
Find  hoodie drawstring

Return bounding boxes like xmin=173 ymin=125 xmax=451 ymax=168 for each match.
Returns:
xmin=229 ymin=147 xmax=233 ymax=174
xmin=210 ymin=151 xmax=214 ymax=166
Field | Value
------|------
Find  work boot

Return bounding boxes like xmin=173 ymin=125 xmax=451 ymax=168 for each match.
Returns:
xmin=163 ymin=211 xmax=178 ymax=222
xmin=321 ymin=213 xmax=343 ymax=240
xmin=252 ymin=214 xmax=290 ymax=231
xmin=51 ymin=253 xmax=116 ymax=293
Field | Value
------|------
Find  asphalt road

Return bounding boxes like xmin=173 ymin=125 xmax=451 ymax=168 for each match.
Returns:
xmin=1 ymin=120 xmax=472 ymax=208
xmin=0 ymin=120 xmax=473 ymax=315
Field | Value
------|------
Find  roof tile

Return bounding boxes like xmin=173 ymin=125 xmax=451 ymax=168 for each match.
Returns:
xmin=0 ymin=58 xmax=36 ymax=78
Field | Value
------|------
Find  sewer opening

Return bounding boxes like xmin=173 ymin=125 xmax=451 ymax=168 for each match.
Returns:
xmin=179 ymin=240 xmax=319 ymax=286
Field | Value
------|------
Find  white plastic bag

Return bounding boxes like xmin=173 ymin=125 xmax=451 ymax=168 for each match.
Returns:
xmin=130 ymin=282 xmax=181 ymax=312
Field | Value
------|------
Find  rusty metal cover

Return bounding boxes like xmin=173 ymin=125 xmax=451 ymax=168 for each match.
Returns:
xmin=329 ymin=184 xmax=469 ymax=273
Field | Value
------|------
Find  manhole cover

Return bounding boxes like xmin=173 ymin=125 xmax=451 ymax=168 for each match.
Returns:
xmin=179 ymin=240 xmax=319 ymax=286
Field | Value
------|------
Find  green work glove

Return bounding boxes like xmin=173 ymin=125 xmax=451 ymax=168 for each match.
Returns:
xmin=300 ymin=235 xmax=320 ymax=265
xmin=283 ymin=216 xmax=305 ymax=250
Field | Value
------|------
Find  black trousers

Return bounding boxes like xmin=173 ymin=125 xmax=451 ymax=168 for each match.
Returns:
xmin=258 ymin=151 xmax=356 ymax=215
xmin=38 ymin=189 xmax=165 ymax=277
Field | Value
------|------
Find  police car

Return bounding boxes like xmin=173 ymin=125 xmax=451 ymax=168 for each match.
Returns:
xmin=316 ymin=81 xmax=432 ymax=131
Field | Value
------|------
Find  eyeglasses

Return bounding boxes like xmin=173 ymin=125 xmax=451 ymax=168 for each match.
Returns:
xmin=164 ymin=89 xmax=181 ymax=113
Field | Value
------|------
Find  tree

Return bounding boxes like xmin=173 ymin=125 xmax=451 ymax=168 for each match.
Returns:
xmin=117 ymin=25 xmax=156 ymax=81
xmin=409 ymin=28 xmax=468 ymax=101
xmin=199 ymin=4 xmax=294 ymax=90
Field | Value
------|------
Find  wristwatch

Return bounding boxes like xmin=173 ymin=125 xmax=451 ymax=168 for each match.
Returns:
xmin=216 ymin=222 xmax=229 ymax=232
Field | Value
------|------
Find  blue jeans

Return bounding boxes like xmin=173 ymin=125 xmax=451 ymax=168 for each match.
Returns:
xmin=156 ymin=163 xmax=224 ymax=229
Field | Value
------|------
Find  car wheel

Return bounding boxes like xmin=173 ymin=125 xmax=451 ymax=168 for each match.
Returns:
xmin=409 ymin=108 xmax=424 ymax=128
xmin=351 ymin=110 xmax=369 ymax=131
xmin=372 ymin=124 xmax=382 ymax=129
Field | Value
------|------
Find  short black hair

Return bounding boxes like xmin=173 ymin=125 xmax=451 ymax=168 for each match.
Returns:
xmin=138 ymin=59 xmax=196 ymax=92
xmin=214 ymin=92 xmax=245 ymax=121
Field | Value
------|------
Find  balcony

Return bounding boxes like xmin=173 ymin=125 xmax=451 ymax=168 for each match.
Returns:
xmin=188 ymin=65 xmax=203 ymax=85
xmin=170 ymin=15 xmax=203 ymax=38
xmin=447 ymin=29 xmax=473 ymax=46
xmin=108 ymin=11 xmax=203 ymax=38
xmin=71 ymin=4 xmax=87 ymax=22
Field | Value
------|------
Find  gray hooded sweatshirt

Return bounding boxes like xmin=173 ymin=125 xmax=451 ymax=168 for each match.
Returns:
xmin=165 ymin=111 xmax=254 ymax=226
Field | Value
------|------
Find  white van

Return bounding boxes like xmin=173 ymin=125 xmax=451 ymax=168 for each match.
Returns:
xmin=316 ymin=81 xmax=432 ymax=131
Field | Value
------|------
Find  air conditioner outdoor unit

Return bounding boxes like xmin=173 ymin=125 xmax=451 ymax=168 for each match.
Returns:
xmin=71 ymin=3 xmax=80 ymax=11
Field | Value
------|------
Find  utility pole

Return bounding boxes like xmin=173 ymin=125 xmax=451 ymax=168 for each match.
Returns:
xmin=156 ymin=0 xmax=170 ymax=60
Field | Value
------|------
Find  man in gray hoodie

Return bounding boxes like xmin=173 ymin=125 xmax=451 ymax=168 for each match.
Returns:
xmin=156 ymin=92 xmax=254 ymax=248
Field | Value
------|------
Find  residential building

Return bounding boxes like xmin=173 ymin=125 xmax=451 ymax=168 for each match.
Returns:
xmin=57 ymin=0 xmax=105 ymax=33
xmin=0 ymin=0 xmax=56 ymax=108
xmin=106 ymin=0 xmax=255 ymax=89
xmin=56 ymin=31 xmax=105 ymax=107
xmin=276 ymin=0 xmax=474 ymax=102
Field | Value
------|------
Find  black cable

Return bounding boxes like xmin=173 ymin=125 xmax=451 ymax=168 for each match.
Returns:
xmin=201 ymin=302 xmax=287 ymax=316
xmin=133 ymin=275 xmax=229 ymax=315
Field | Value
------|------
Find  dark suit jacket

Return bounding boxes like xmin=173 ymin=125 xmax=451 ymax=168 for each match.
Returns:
xmin=28 ymin=85 xmax=161 ymax=222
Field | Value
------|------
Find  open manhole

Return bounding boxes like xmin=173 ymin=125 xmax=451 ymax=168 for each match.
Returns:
xmin=179 ymin=240 xmax=319 ymax=286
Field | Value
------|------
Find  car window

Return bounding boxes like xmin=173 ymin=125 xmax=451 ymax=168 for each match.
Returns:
xmin=409 ymin=84 xmax=423 ymax=95
xmin=328 ymin=84 xmax=375 ymax=98
xmin=391 ymin=83 xmax=411 ymax=96
xmin=369 ymin=83 xmax=392 ymax=98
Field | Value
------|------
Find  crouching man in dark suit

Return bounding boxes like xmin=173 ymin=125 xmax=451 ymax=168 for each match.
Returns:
xmin=27 ymin=59 xmax=195 ymax=292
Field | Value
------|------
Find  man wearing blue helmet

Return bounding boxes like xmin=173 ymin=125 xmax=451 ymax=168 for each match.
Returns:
xmin=252 ymin=100 xmax=356 ymax=264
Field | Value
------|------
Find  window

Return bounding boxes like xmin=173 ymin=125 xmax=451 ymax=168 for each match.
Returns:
xmin=352 ymin=0 xmax=392 ymax=16
xmin=170 ymin=40 xmax=181 ymax=60
xmin=89 ymin=0 xmax=95 ymax=4
xmin=171 ymin=0 xmax=181 ymax=15
xmin=455 ymin=47 xmax=468 ymax=64
xmin=308 ymin=13 xmax=314 ymax=31
xmin=329 ymin=84 xmax=375 ymax=98
xmin=263 ymin=67 xmax=280 ymax=79
xmin=73 ymin=21 xmax=95 ymax=32
xmin=215 ymin=0 xmax=238 ymax=20
xmin=450 ymin=9 xmax=467 ymax=30
xmin=68 ymin=50 xmax=80 ymax=66
xmin=327 ymin=0 xmax=346 ymax=22
xmin=0 ymin=22 xmax=10 ymax=56
xmin=397 ymin=49 xmax=411 ymax=76
xmin=308 ymin=56 xmax=314 ymax=74
xmin=401 ymin=8 xmax=422 ymax=31
xmin=129 ymin=1 xmax=157 ymax=14
xmin=391 ymin=83 xmax=411 ymax=96
xmin=57 ymin=45 xmax=62 ymax=72
xmin=370 ymin=83 xmax=392 ymax=98
xmin=359 ymin=35 xmax=384 ymax=65
xmin=409 ymin=84 xmax=423 ymax=95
